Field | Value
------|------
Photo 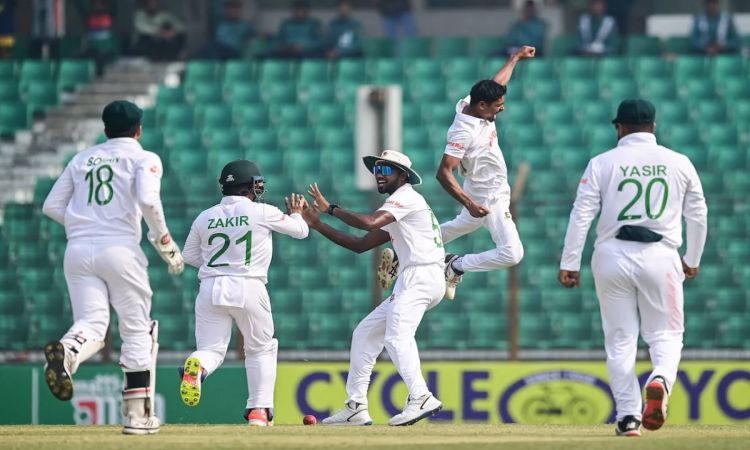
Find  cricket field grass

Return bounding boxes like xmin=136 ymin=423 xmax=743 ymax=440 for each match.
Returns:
xmin=1 ymin=424 xmax=748 ymax=450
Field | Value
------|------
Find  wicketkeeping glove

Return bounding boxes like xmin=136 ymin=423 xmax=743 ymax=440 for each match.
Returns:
xmin=148 ymin=232 xmax=184 ymax=275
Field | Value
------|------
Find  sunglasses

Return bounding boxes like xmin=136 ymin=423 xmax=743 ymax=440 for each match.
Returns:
xmin=373 ymin=165 xmax=394 ymax=176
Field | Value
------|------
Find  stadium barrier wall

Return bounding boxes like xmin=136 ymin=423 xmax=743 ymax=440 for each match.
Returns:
xmin=1 ymin=361 xmax=748 ymax=425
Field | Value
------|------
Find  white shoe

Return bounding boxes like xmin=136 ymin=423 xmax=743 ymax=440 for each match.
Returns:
xmin=444 ymin=254 xmax=463 ymax=300
xmin=377 ymin=248 xmax=399 ymax=290
xmin=321 ymin=401 xmax=373 ymax=426
xmin=43 ymin=341 xmax=75 ymax=401
xmin=122 ymin=415 xmax=161 ymax=435
xmin=388 ymin=394 xmax=443 ymax=426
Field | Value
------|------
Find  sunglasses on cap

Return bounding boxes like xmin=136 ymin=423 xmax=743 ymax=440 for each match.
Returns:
xmin=373 ymin=165 xmax=395 ymax=176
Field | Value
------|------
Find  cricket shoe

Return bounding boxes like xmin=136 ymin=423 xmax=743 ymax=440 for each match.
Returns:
xmin=377 ymin=248 xmax=399 ymax=290
xmin=179 ymin=356 xmax=205 ymax=407
xmin=43 ymin=341 xmax=74 ymax=401
xmin=123 ymin=415 xmax=161 ymax=435
xmin=642 ymin=376 xmax=668 ymax=431
xmin=321 ymin=401 xmax=373 ymax=426
xmin=388 ymin=394 xmax=443 ymax=426
xmin=615 ymin=415 xmax=641 ymax=437
xmin=444 ymin=254 xmax=464 ymax=300
xmin=246 ymin=408 xmax=274 ymax=427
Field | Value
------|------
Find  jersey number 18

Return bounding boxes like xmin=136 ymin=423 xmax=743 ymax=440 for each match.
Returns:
xmin=85 ymin=164 xmax=114 ymax=206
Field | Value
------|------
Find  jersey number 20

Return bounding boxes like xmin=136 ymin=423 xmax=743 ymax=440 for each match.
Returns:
xmin=617 ymin=177 xmax=669 ymax=221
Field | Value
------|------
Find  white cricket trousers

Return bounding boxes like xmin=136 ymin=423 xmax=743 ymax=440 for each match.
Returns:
xmin=591 ymin=239 xmax=685 ymax=421
xmin=440 ymin=197 xmax=523 ymax=271
xmin=62 ymin=240 xmax=154 ymax=371
xmin=347 ymin=263 xmax=444 ymax=405
xmin=188 ymin=276 xmax=277 ymax=409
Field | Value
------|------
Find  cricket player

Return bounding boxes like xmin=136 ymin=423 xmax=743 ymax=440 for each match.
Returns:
xmin=41 ymin=100 xmax=184 ymax=434
xmin=559 ymin=99 xmax=708 ymax=436
xmin=302 ymin=150 xmax=445 ymax=426
xmin=377 ymin=46 xmax=535 ymax=299
xmin=179 ymin=160 xmax=309 ymax=427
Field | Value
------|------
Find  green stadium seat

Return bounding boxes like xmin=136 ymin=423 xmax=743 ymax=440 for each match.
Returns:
xmin=711 ymin=146 xmax=746 ymax=170
xmin=369 ymin=59 xmax=404 ymax=84
xmin=336 ymin=59 xmax=367 ymax=82
xmin=702 ymin=124 xmax=737 ymax=146
xmin=262 ymin=82 xmax=297 ymax=104
xmin=138 ymin=131 xmax=164 ymax=153
xmin=597 ymin=57 xmax=631 ymax=80
xmin=599 ymin=78 xmax=637 ymax=101
xmin=471 ymin=36 xmax=508 ymax=57
xmin=244 ymin=129 xmax=278 ymax=151
xmin=519 ymin=313 xmax=552 ymax=348
xmin=275 ymin=105 xmax=308 ymax=127
xmin=397 ymin=37 xmax=432 ymax=58
xmin=275 ymin=314 xmax=308 ymax=348
xmin=625 ymin=35 xmax=662 ymax=55
xmin=234 ymin=103 xmax=269 ymax=128
xmin=550 ymin=147 xmax=590 ymax=171
xmin=363 ymin=37 xmax=394 ymax=57
xmin=25 ymin=81 xmax=59 ymax=113
xmin=200 ymin=104 xmax=233 ymax=129
xmin=259 ymin=60 xmax=294 ymax=83
xmin=678 ymin=78 xmax=716 ymax=99
xmin=205 ymin=129 xmax=241 ymax=150
xmin=544 ymin=127 xmax=583 ymax=146
xmin=57 ymin=59 xmax=94 ymax=92
xmin=163 ymin=106 xmax=194 ymax=130
xmin=536 ymin=101 xmax=573 ymax=123
xmin=664 ymin=37 xmax=691 ymax=54
xmin=406 ymin=58 xmax=442 ymax=80
xmin=658 ymin=100 xmax=690 ymax=124
xmin=189 ymin=82 xmax=224 ymax=104
xmin=298 ymin=60 xmax=330 ymax=82
xmin=691 ymin=100 xmax=726 ymax=122
xmin=524 ymin=80 xmax=561 ymax=101
xmin=426 ymin=315 xmax=468 ymax=349
xmin=717 ymin=77 xmax=750 ymax=100
xmin=408 ymin=79 xmax=446 ymax=102
xmin=223 ymin=60 xmax=256 ymax=85
xmin=225 ymin=82 xmax=261 ymax=105
xmin=578 ymin=101 xmax=613 ymax=123
xmin=184 ymin=60 xmax=221 ymax=87
xmin=307 ymin=314 xmax=350 ymax=350
xmin=550 ymin=34 xmax=580 ymax=56
xmin=677 ymin=145 xmax=708 ymax=169
xmin=155 ymin=85 xmax=185 ymax=106
xmin=711 ymin=55 xmax=746 ymax=80
xmin=0 ymin=60 xmax=16 ymax=79
xmin=298 ymin=82 xmax=336 ymax=104
xmin=171 ymin=149 xmax=207 ymax=174
xmin=0 ymin=80 xmax=19 ymax=102
xmin=282 ymin=127 xmax=317 ymax=149
xmin=522 ymin=59 xmax=557 ymax=79
xmin=717 ymin=316 xmax=749 ymax=348
xmin=673 ymin=56 xmax=708 ymax=81
xmin=206 ymin=148 xmax=245 ymax=175
xmin=320 ymin=128 xmax=353 ymax=147
xmin=639 ymin=78 xmax=676 ymax=101
xmin=435 ymin=37 xmax=470 ymax=57
xmin=442 ymin=57 xmax=480 ymax=82
xmin=557 ymin=58 xmax=595 ymax=79
xmin=19 ymin=60 xmax=55 ymax=92
xmin=632 ymin=57 xmax=671 ymax=79
xmin=309 ymin=103 xmax=345 ymax=127
xmin=564 ymin=78 xmax=599 ymax=100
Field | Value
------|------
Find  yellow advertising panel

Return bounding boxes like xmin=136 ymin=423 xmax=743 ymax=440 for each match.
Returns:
xmin=273 ymin=361 xmax=750 ymax=424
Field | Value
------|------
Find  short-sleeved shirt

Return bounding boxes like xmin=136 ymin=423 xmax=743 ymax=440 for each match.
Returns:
xmin=444 ymin=95 xmax=510 ymax=203
xmin=378 ymin=184 xmax=444 ymax=273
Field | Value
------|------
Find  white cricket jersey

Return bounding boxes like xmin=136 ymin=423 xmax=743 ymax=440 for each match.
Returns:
xmin=443 ymin=95 xmax=510 ymax=203
xmin=42 ymin=137 xmax=169 ymax=244
xmin=378 ymin=184 xmax=445 ymax=273
xmin=182 ymin=196 xmax=309 ymax=283
xmin=561 ymin=133 xmax=708 ymax=271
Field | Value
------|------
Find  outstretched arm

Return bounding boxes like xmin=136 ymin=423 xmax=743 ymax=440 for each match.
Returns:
xmin=301 ymin=201 xmax=391 ymax=253
xmin=308 ymin=183 xmax=396 ymax=231
xmin=492 ymin=45 xmax=536 ymax=86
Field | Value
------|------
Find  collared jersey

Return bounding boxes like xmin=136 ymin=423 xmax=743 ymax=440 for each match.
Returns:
xmin=444 ymin=95 xmax=510 ymax=203
xmin=42 ymin=137 xmax=168 ymax=243
xmin=378 ymin=184 xmax=445 ymax=273
xmin=561 ymin=133 xmax=708 ymax=271
xmin=182 ymin=196 xmax=309 ymax=283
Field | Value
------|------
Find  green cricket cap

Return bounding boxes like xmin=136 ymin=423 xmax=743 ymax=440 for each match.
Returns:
xmin=102 ymin=100 xmax=143 ymax=133
xmin=612 ymin=99 xmax=656 ymax=125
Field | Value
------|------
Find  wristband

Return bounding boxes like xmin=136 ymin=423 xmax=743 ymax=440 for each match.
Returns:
xmin=327 ymin=204 xmax=339 ymax=215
